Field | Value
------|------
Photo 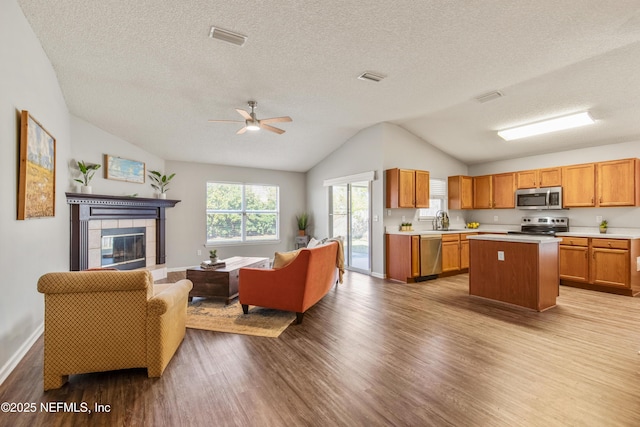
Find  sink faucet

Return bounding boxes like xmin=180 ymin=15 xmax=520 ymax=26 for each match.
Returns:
xmin=434 ymin=210 xmax=450 ymax=230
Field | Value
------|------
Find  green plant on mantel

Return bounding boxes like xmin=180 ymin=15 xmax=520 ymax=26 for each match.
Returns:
xmin=148 ymin=170 xmax=176 ymax=194
xmin=74 ymin=160 xmax=100 ymax=186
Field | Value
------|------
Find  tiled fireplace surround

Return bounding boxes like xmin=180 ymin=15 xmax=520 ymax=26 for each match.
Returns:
xmin=66 ymin=193 xmax=180 ymax=279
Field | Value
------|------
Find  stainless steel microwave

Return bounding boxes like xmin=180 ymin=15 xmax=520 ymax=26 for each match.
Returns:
xmin=515 ymin=186 xmax=563 ymax=210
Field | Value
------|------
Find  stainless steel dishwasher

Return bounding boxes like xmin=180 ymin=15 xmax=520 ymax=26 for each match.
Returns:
xmin=420 ymin=235 xmax=442 ymax=277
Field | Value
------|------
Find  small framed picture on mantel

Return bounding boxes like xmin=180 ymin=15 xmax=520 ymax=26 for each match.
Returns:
xmin=104 ymin=154 xmax=145 ymax=184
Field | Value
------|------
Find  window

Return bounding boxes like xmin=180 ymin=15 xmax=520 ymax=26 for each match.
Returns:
xmin=206 ymin=182 xmax=279 ymax=244
xmin=418 ymin=178 xmax=447 ymax=220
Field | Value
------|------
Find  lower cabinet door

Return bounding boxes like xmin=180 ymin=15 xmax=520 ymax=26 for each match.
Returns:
xmin=559 ymin=245 xmax=589 ymax=282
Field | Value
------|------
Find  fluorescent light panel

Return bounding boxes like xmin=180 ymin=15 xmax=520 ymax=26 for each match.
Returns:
xmin=498 ymin=112 xmax=594 ymax=141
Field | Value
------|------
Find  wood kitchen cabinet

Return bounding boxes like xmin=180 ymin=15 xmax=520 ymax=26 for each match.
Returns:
xmin=590 ymin=238 xmax=630 ymax=288
xmin=441 ymin=234 xmax=460 ymax=272
xmin=460 ymin=233 xmax=477 ymax=269
xmin=516 ymin=167 xmax=562 ymax=189
xmin=386 ymin=234 xmax=421 ymax=282
xmin=448 ymin=175 xmax=473 ymax=209
xmin=473 ymin=175 xmax=492 ymax=209
xmin=562 ymin=163 xmax=596 ymax=207
xmin=473 ymin=173 xmax=515 ymax=208
xmin=560 ymin=236 xmax=640 ymax=296
xmin=386 ymin=168 xmax=430 ymax=208
xmin=559 ymin=237 xmax=589 ymax=283
xmin=597 ymin=158 xmax=640 ymax=207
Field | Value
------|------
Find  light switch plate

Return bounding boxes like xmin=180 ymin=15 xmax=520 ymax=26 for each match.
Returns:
xmin=497 ymin=251 xmax=505 ymax=261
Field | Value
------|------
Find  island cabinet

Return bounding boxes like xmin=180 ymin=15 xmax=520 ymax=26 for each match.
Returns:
xmin=386 ymin=168 xmax=430 ymax=208
xmin=468 ymin=235 xmax=560 ymax=311
xmin=473 ymin=173 xmax=515 ymax=209
xmin=559 ymin=236 xmax=640 ymax=296
xmin=448 ymin=175 xmax=473 ymax=209
xmin=386 ymin=234 xmax=420 ymax=283
xmin=516 ymin=167 xmax=562 ymax=189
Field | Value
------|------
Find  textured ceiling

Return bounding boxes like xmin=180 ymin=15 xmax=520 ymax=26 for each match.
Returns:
xmin=17 ymin=0 xmax=640 ymax=172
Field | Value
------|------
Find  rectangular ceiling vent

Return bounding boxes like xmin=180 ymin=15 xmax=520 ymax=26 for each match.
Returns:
xmin=475 ymin=91 xmax=503 ymax=103
xmin=209 ymin=26 xmax=247 ymax=46
xmin=358 ymin=72 xmax=386 ymax=82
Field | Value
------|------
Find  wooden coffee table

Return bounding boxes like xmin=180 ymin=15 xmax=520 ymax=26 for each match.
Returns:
xmin=186 ymin=256 xmax=269 ymax=304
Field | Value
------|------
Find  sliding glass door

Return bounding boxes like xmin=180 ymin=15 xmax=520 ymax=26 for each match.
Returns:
xmin=329 ymin=180 xmax=371 ymax=273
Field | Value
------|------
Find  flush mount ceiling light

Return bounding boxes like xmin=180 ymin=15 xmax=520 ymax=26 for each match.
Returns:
xmin=208 ymin=26 xmax=247 ymax=46
xmin=497 ymin=112 xmax=595 ymax=141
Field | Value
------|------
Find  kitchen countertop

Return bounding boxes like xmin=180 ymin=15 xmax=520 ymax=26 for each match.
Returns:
xmin=386 ymin=227 xmax=640 ymax=239
xmin=467 ymin=234 xmax=561 ymax=244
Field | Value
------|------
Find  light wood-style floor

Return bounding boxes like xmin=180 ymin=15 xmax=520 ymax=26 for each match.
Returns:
xmin=2 ymin=271 xmax=640 ymax=426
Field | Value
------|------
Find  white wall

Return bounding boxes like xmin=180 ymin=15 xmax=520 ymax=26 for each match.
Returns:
xmin=165 ymin=160 xmax=306 ymax=268
xmin=307 ymin=123 xmax=468 ymax=277
xmin=70 ymin=115 xmax=165 ymax=197
xmin=467 ymin=140 xmax=640 ymax=228
xmin=0 ymin=0 xmax=70 ymax=383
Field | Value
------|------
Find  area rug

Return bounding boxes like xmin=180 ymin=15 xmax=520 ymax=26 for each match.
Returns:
xmin=186 ymin=299 xmax=296 ymax=338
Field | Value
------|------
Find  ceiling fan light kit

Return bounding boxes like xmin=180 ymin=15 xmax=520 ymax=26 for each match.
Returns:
xmin=497 ymin=111 xmax=595 ymax=141
xmin=209 ymin=101 xmax=292 ymax=135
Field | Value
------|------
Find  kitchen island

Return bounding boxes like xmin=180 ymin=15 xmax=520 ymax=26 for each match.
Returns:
xmin=467 ymin=234 xmax=561 ymax=311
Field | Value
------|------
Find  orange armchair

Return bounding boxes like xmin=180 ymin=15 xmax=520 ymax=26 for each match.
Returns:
xmin=239 ymin=241 xmax=339 ymax=324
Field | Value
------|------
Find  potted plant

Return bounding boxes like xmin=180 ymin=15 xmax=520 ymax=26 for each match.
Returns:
xmin=148 ymin=170 xmax=176 ymax=199
xmin=74 ymin=160 xmax=101 ymax=194
xmin=209 ymin=249 xmax=218 ymax=262
xmin=599 ymin=219 xmax=608 ymax=234
xmin=296 ymin=213 xmax=309 ymax=236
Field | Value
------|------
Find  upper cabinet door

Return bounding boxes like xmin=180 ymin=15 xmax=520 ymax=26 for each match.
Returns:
xmin=448 ymin=175 xmax=473 ymax=209
xmin=414 ymin=170 xmax=430 ymax=208
xmin=516 ymin=170 xmax=537 ymax=189
xmin=473 ymin=175 xmax=492 ymax=209
xmin=538 ymin=167 xmax=562 ymax=187
xmin=398 ymin=169 xmax=416 ymax=208
xmin=492 ymin=172 xmax=516 ymax=208
xmin=597 ymin=159 xmax=639 ymax=207
xmin=562 ymin=163 xmax=596 ymax=207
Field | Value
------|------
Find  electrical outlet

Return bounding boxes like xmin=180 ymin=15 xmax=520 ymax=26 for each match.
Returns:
xmin=197 ymin=249 xmax=202 ymax=256
xmin=596 ymin=215 xmax=603 ymax=224
xmin=402 ymin=215 xmax=406 ymax=222
xmin=494 ymin=215 xmax=499 ymax=222
xmin=497 ymin=251 xmax=505 ymax=261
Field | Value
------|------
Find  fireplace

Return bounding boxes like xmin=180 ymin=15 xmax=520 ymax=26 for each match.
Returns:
xmin=66 ymin=193 xmax=180 ymax=271
xmin=101 ymin=227 xmax=146 ymax=270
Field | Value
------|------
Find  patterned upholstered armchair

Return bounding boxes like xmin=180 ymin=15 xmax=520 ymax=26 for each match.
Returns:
xmin=37 ymin=270 xmax=192 ymax=390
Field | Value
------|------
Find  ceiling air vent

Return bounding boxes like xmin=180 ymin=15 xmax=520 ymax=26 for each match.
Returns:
xmin=209 ymin=26 xmax=247 ymax=46
xmin=475 ymin=91 xmax=503 ymax=103
xmin=357 ymin=72 xmax=386 ymax=82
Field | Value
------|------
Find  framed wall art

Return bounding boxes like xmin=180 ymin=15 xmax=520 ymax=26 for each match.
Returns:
xmin=18 ymin=110 xmax=56 ymax=220
xmin=104 ymin=154 xmax=146 ymax=184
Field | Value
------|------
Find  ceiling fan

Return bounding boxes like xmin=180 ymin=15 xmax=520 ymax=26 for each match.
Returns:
xmin=208 ymin=101 xmax=292 ymax=134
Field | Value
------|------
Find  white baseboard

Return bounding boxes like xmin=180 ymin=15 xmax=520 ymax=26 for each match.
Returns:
xmin=371 ymin=272 xmax=385 ymax=279
xmin=0 ymin=323 xmax=43 ymax=387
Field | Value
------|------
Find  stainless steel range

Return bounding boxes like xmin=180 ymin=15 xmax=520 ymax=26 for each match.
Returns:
xmin=507 ymin=216 xmax=569 ymax=236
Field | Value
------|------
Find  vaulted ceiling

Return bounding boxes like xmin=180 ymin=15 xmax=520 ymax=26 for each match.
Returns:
xmin=18 ymin=0 xmax=640 ymax=172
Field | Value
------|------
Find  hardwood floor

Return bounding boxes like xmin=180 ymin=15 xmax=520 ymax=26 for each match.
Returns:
xmin=2 ymin=271 xmax=640 ymax=426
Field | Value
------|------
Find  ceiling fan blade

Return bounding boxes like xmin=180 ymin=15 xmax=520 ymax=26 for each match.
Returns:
xmin=236 ymin=126 xmax=248 ymax=135
xmin=260 ymin=116 xmax=292 ymax=124
xmin=236 ymin=109 xmax=252 ymax=120
xmin=260 ymin=123 xmax=285 ymax=134
xmin=208 ymin=119 xmax=244 ymax=123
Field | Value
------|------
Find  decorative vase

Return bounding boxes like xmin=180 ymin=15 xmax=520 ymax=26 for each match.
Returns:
xmin=81 ymin=185 xmax=92 ymax=194
xmin=599 ymin=226 xmax=607 ymax=234
xmin=158 ymin=193 xmax=167 ymax=199
xmin=210 ymin=257 xmax=218 ymax=263
xmin=298 ymin=230 xmax=305 ymax=236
